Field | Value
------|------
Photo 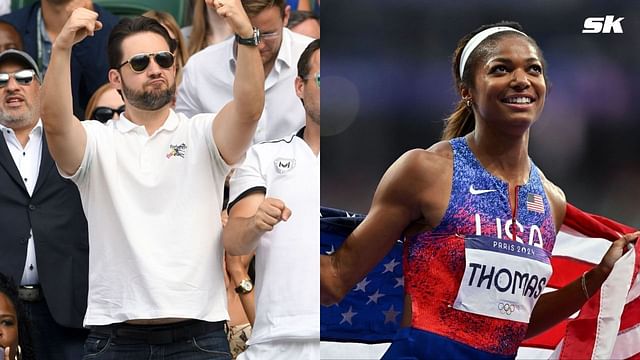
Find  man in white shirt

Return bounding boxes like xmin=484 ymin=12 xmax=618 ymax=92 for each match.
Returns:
xmin=177 ymin=0 xmax=313 ymax=144
xmin=223 ymin=39 xmax=320 ymax=360
xmin=40 ymin=0 xmax=264 ymax=357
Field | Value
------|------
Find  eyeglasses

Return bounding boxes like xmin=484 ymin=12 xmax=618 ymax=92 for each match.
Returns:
xmin=304 ymin=72 xmax=320 ymax=88
xmin=0 ymin=69 xmax=37 ymax=87
xmin=260 ymin=30 xmax=280 ymax=40
xmin=117 ymin=51 xmax=175 ymax=73
xmin=91 ymin=105 xmax=125 ymax=123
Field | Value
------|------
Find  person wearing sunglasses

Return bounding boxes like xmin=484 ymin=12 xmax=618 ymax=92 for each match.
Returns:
xmin=177 ymin=0 xmax=314 ymax=145
xmin=223 ymin=39 xmax=319 ymax=360
xmin=84 ymin=83 xmax=125 ymax=123
xmin=41 ymin=0 xmax=264 ymax=358
xmin=0 ymin=49 xmax=90 ymax=360
xmin=0 ymin=0 xmax=120 ymax=120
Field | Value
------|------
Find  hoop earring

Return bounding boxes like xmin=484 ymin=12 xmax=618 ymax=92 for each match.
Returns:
xmin=15 ymin=345 xmax=21 ymax=360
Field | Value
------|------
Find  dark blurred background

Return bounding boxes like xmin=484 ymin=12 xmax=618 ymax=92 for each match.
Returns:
xmin=322 ymin=0 xmax=640 ymax=227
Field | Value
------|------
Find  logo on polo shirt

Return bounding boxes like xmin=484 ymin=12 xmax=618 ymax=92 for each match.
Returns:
xmin=274 ymin=158 xmax=296 ymax=174
xmin=166 ymin=143 xmax=187 ymax=159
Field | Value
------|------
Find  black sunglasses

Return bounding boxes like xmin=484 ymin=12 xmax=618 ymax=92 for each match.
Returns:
xmin=0 ymin=69 xmax=37 ymax=87
xmin=117 ymin=51 xmax=175 ymax=73
xmin=92 ymin=105 xmax=125 ymax=123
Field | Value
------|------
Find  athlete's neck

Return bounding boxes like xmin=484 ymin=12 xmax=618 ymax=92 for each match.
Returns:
xmin=465 ymin=130 xmax=530 ymax=185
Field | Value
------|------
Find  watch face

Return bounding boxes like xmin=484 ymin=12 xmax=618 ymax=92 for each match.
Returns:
xmin=236 ymin=279 xmax=253 ymax=294
xmin=242 ymin=280 xmax=253 ymax=291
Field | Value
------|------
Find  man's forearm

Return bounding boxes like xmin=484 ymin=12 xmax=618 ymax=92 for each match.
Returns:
xmin=223 ymin=216 xmax=264 ymax=255
xmin=41 ymin=44 xmax=75 ymax=137
xmin=234 ymin=43 xmax=264 ymax=123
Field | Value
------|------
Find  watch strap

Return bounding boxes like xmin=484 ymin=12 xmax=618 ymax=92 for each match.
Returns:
xmin=236 ymin=27 xmax=260 ymax=46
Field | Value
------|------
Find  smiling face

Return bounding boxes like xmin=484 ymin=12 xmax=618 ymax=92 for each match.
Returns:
xmin=463 ymin=35 xmax=546 ymax=133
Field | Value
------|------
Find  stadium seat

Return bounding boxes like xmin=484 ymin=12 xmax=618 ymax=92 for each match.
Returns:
xmin=94 ymin=0 xmax=189 ymax=27
xmin=11 ymin=0 xmax=36 ymax=11
xmin=10 ymin=0 xmax=190 ymax=27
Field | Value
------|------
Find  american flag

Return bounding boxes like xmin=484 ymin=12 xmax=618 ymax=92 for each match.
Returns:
xmin=320 ymin=207 xmax=404 ymax=344
xmin=320 ymin=204 xmax=640 ymax=360
xmin=527 ymin=193 xmax=545 ymax=214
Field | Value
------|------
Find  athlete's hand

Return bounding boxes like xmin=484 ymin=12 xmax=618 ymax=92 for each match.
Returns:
xmin=252 ymin=197 xmax=291 ymax=232
xmin=55 ymin=7 xmax=102 ymax=50
xmin=205 ymin=0 xmax=254 ymax=39
xmin=598 ymin=231 xmax=639 ymax=275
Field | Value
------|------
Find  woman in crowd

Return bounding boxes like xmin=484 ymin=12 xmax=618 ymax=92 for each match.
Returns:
xmin=84 ymin=82 xmax=125 ymax=123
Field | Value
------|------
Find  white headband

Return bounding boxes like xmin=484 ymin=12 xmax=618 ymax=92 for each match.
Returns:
xmin=459 ymin=26 xmax=528 ymax=79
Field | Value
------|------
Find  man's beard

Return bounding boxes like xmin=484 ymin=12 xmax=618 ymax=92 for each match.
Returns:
xmin=0 ymin=106 xmax=36 ymax=129
xmin=122 ymin=81 xmax=175 ymax=111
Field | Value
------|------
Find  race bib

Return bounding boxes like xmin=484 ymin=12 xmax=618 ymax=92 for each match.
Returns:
xmin=453 ymin=235 xmax=553 ymax=323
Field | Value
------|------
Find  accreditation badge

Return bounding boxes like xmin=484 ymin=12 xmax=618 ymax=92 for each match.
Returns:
xmin=452 ymin=235 xmax=553 ymax=323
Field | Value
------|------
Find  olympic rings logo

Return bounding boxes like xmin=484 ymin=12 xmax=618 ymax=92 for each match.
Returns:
xmin=498 ymin=302 xmax=517 ymax=315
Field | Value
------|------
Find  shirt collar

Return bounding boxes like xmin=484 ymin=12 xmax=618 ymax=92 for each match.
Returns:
xmin=115 ymin=109 xmax=179 ymax=134
xmin=274 ymin=28 xmax=295 ymax=73
xmin=0 ymin=119 xmax=43 ymax=136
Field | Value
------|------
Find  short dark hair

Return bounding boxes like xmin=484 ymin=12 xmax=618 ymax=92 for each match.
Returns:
xmin=297 ymin=39 xmax=319 ymax=80
xmin=287 ymin=10 xmax=319 ymax=29
xmin=242 ymin=0 xmax=287 ymax=18
xmin=108 ymin=16 xmax=177 ymax=70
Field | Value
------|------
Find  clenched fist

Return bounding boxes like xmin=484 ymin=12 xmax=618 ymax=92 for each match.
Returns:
xmin=252 ymin=197 xmax=291 ymax=232
xmin=54 ymin=7 xmax=102 ymax=50
xmin=205 ymin=0 xmax=254 ymax=38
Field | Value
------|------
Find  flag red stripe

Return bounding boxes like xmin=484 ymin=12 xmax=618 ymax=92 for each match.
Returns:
xmin=620 ymin=290 xmax=640 ymax=331
xmin=563 ymin=204 xmax=635 ymax=240
xmin=547 ymin=256 xmax=594 ymax=289
xmin=560 ymin=318 xmax=598 ymax=359
xmin=520 ymin=320 xmax=567 ymax=349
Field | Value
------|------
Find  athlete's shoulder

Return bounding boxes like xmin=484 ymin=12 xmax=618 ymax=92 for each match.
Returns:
xmin=536 ymin=167 xmax=567 ymax=229
xmin=383 ymin=143 xmax=453 ymax=195
xmin=390 ymin=148 xmax=448 ymax=180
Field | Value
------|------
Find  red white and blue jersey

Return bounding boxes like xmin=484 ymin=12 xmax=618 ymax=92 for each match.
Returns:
xmin=401 ymin=137 xmax=557 ymax=357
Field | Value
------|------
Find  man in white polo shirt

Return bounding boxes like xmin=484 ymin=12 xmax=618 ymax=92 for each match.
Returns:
xmin=177 ymin=0 xmax=313 ymax=144
xmin=223 ymin=39 xmax=320 ymax=359
xmin=39 ymin=0 xmax=264 ymax=358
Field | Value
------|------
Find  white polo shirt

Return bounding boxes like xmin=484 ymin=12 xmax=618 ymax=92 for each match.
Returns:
xmin=228 ymin=129 xmax=320 ymax=344
xmin=177 ymin=28 xmax=313 ymax=144
xmin=66 ymin=110 xmax=231 ymax=326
